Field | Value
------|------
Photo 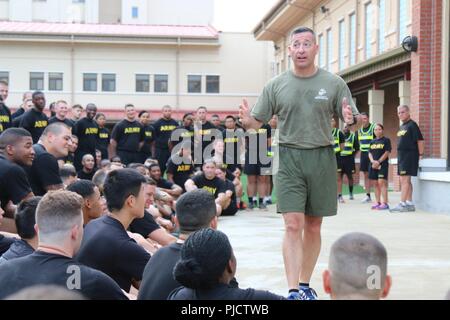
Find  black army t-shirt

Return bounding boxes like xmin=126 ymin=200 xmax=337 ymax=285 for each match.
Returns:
xmin=72 ymin=118 xmax=99 ymax=153
xmin=48 ymin=116 xmax=74 ymax=128
xmin=26 ymin=144 xmax=62 ymax=196
xmin=369 ymin=137 xmax=392 ymax=162
xmin=77 ymin=169 xmax=96 ymax=181
xmin=397 ymin=120 xmax=424 ymax=151
xmin=191 ymin=173 xmax=226 ymax=198
xmin=153 ymin=118 xmax=179 ymax=149
xmin=171 ymin=125 xmax=194 ymax=148
xmin=222 ymin=128 xmax=244 ymax=168
xmin=0 ymin=155 xmax=32 ymax=209
xmin=0 ymin=103 xmax=11 ymax=134
xmin=97 ymin=127 xmax=110 ymax=152
xmin=0 ymin=251 xmax=128 ymax=300
xmin=0 ymin=235 xmax=15 ymax=257
xmin=140 ymin=124 xmax=155 ymax=156
xmin=76 ymin=215 xmax=151 ymax=292
xmin=111 ymin=120 xmax=145 ymax=152
xmin=129 ymin=210 xmax=161 ymax=238
xmin=166 ymin=157 xmax=194 ymax=190
xmin=194 ymin=121 xmax=220 ymax=160
xmin=19 ymin=108 xmax=49 ymax=143
xmin=138 ymin=242 xmax=183 ymax=300
xmin=169 ymin=283 xmax=285 ymax=300
xmin=245 ymin=124 xmax=272 ymax=164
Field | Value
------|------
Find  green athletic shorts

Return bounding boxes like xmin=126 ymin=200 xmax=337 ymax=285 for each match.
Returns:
xmin=276 ymin=145 xmax=337 ymax=216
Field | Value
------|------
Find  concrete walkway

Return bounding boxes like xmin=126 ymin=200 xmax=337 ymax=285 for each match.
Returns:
xmin=219 ymin=192 xmax=450 ymax=300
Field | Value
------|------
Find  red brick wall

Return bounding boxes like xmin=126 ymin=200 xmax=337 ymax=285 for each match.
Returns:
xmin=411 ymin=0 xmax=442 ymax=158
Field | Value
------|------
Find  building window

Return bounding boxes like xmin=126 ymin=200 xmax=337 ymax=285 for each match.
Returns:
xmin=206 ymin=75 xmax=220 ymax=93
xmin=30 ymin=72 xmax=44 ymax=90
xmin=318 ymin=34 xmax=325 ymax=68
xmin=49 ymin=72 xmax=63 ymax=91
xmin=132 ymin=6 xmax=138 ymax=19
xmin=102 ymin=74 xmax=116 ymax=92
xmin=326 ymin=29 xmax=333 ymax=71
xmin=365 ymin=2 xmax=373 ymax=60
xmin=349 ymin=13 xmax=356 ymax=65
xmin=0 ymin=71 xmax=9 ymax=84
xmin=379 ymin=0 xmax=386 ymax=53
xmin=154 ymin=74 xmax=168 ymax=93
xmin=83 ymin=73 xmax=97 ymax=92
xmin=187 ymin=75 xmax=201 ymax=93
xmin=339 ymin=20 xmax=345 ymax=70
xmin=398 ymin=0 xmax=408 ymax=44
xmin=136 ymin=74 xmax=149 ymax=92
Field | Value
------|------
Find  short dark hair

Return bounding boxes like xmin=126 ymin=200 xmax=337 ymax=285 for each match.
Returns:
xmin=197 ymin=106 xmax=207 ymax=112
xmin=32 ymin=91 xmax=44 ymax=99
xmin=211 ymin=114 xmax=220 ymax=119
xmin=225 ymin=115 xmax=236 ymax=121
xmin=148 ymin=163 xmax=160 ymax=171
xmin=72 ymin=104 xmax=83 ymax=110
xmin=138 ymin=110 xmax=149 ymax=118
xmin=175 ymin=190 xmax=217 ymax=233
xmin=291 ymin=26 xmax=316 ymax=39
xmin=173 ymin=228 xmax=232 ymax=289
xmin=103 ymin=169 xmax=146 ymax=212
xmin=375 ymin=123 xmax=384 ymax=130
xmin=125 ymin=103 xmax=134 ymax=109
xmin=110 ymin=156 xmax=121 ymax=163
xmin=360 ymin=112 xmax=369 ymax=117
xmin=183 ymin=113 xmax=193 ymax=121
xmin=15 ymin=196 xmax=41 ymax=239
xmin=66 ymin=180 xmax=96 ymax=200
xmin=0 ymin=128 xmax=32 ymax=151
xmin=95 ymin=113 xmax=105 ymax=120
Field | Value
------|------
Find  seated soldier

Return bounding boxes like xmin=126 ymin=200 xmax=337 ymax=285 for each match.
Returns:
xmin=0 ymin=197 xmax=41 ymax=265
xmin=215 ymin=167 xmax=237 ymax=216
xmin=77 ymin=154 xmax=96 ymax=181
xmin=322 ymin=232 xmax=392 ymax=300
xmin=169 ymin=228 xmax=285 ymax=300
xmin=185 ymin=159 xmax=228 ymax=216
xmin=0 ymin=190 xmax=127 ymax=300
xmin=66 ymin=180 xmax=104 ymax=226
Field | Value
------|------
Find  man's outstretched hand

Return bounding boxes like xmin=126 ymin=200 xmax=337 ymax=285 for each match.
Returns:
xmin=342 ymin=97 xmax=354 ymax=125
xmin=239 ymin=98 xmax=251 ymax=129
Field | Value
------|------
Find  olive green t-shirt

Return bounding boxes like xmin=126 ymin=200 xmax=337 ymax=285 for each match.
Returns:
xmin=251 ymin=68 xmax=359 ymax=149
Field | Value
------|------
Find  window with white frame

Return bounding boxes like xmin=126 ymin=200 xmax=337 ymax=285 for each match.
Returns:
xmin=154 ymin=74 xmax=168 ymax=93
xmin=318 ymin=34 xmax=325 ymax=68
xmin=136 ymin=74 xmax=149 ymax=92
xmin=83 ymin=73 xmax=97 ymax=92
xmin=132 ymin=6 xmax=138 ymax=19
xmin=102 ymin=74 xmax=116 ymax=92
xmin=349 ymin=13 xmax=356 ymax=65
xmin=326 ymin=29 xmax=333 ymax=71
xmin=339 ymin=20 xmax=345 ymax=70
xmin=30 ymin=72 xmax=44 ymax=90
xmin=365 ymin=2 xmax=373 ymax=60
xmin=206 ymin=75 xmax=219 ymax=93
xmin=49 ymin=72 xmax=63 ymax=91
xmin=379 ymin=0 xmax=386 ymax=53
xmin=0 ymin=71 xmax=9 ymax=84
xmin=187 ymin=75 xmax=201 ymax=93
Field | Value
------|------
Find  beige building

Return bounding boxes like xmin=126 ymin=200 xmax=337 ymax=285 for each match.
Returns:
xmin=254 ymin=0 xmax=450 ymax=212
xmin=0 ymin=20 xmax=273 ymax=120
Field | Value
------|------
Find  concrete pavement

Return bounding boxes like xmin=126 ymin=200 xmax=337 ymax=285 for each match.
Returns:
xmin=219 ymin=192 xmax=450 ymax=300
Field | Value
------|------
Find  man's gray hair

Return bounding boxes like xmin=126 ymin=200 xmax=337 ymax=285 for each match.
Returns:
xmin=328 ymin=232 xmax=388 ymax=299
xmin=397 ymin=105 xmax=410 ymax=112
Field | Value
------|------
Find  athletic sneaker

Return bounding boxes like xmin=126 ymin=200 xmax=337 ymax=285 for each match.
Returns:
xmin=389 ymin=203 xmax=409 ymax=213
xmin=266 ymin=198 xmax=273 ymax=205
xmin=299 ymin=287 xmax=318 ymax=300
xmin=377 ymin=203 xmax=389 ymax=210
xmin=287 ymin=291 xmax=301 ymax=300
xmin=349 ymin=194 xmax=354 ymax=200
xmin=406 ymin=204 xmax=416 ymax=212
xmin=338 ymin=195 xmax=345 ymax=203
xmin=247 ymin=201 xmax=255 ymax=210
xmin=361 ymin=195 xmax=372 ymax=203
xmin=371 ymin=203 xmax=381 ymax=210
xmin=259 ymin=202 xmax=268 ymax=211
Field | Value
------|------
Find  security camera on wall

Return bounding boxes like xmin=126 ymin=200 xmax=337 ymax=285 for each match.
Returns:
xmin=402 ymin=36 xmax=418 ymax=53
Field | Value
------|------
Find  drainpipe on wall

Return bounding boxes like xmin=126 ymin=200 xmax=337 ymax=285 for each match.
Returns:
xmin=70 ymin=34 xmax=75 ymax=106
xmin=176 ymin=37 xmax=181 ymax=111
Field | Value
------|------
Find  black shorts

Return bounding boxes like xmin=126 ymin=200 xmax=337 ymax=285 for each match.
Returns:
xmin=335 ymin=154 xmax=343 ymax=173
xmin=340 ymin=156 xmax=356 ymax=176
xmin=398 ymin=150 xmax=420 ymax=176
xmin=221 ymin=200 xmax=238 ymax=216
xmin=117 ymin=150 xmax=141 ymax=166
xmin=360 ymin=152 xmax=370 ymax=172
xmin=369 ymin=161 xmax=389 ymax=180
xmin=244 ymin=163 xmax=262 ymax=176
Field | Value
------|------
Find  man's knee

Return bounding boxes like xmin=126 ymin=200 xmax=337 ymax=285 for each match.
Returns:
xmin=283 ymin=214 xmax=305 ymax=234
xmin=305 ymin=217 xmax=322 ymax=234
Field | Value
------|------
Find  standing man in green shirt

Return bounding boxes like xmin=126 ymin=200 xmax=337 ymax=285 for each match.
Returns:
xmin=239 ymin=27 xmax=360 ymax=300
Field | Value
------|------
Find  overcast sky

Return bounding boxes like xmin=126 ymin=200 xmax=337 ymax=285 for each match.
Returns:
xmin=213 ymin=0 xmax=278 ymax=32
